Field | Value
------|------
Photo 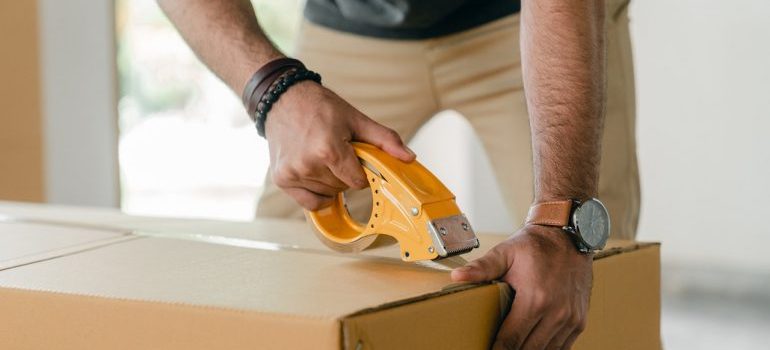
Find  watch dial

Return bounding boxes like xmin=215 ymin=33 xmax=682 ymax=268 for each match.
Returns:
xmin=573 ymin=199 xmax=610 ymax=249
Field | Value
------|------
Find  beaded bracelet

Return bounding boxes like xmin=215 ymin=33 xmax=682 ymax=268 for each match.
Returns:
xmin=241 ymin=58 xmax=305 ymax=122
xmin=254 ymin=68 xmax=322 ymax=137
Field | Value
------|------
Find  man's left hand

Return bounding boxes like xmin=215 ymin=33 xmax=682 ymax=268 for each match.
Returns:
xmin=451 ymin=225 xmax=593 ymax=350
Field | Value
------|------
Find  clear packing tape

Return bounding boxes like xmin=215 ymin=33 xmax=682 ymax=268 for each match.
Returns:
xmin=0 ymin=214 xmax=469 ymax=272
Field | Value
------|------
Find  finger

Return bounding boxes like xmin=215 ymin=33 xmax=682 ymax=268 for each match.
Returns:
xmin=545 ymin=324 xmax=577 ymax=350
xmin=539 ymin=305 xmax=579 ymax=349
xmin=273 ymin=162 xmax=347 ymax=195
xmin=350 ymin=115 xmax=415 ymax=162
xmin=561 ymin=328 xmax=582 ymax=349
xmin=290 ymin=161 xmax=348 ymax=195
xmin=300 ymin=177 xmax=348 ymax=197
xmin=283 ymin=187 xmax=334 ymax=211
xmin=282 ymin=173 xmax=345 ymax=197
xmin=326 ymin=143 xmax=369 ymax=190
xmin=492 ymin=306 xmax=541 ymax=350
xmin=519 ymin=318 xmax=561 ymax=350
xmin=451 ymin=245 xmax=510 ymax=283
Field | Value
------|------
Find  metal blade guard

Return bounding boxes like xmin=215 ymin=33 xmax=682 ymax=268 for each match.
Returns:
xmin=307 ymin=142 xmax=480 ymax=262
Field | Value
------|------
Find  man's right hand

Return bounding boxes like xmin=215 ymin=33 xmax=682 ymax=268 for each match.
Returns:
xmin=158 ymin=1 xmax=413 ymax=210
xmin=264 ymin=81 xmax=415 ymax=211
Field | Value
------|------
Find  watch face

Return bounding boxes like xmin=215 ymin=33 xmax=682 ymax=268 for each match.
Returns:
xmin=573 ymin=199 xmax=610 ymax=250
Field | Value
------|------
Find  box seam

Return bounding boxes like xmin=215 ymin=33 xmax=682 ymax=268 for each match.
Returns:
xmin=0 ymin=235 xmax=141 ymax=271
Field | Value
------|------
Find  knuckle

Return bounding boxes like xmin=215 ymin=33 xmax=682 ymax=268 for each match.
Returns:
xmin=272 ymin=175 xmax=289 ymax=188
xmin=555 ymin=308 xmax=572 ymax=324
xmin=348 ymin=174 xmax=368 ymax=189
xmin=305 ymin=200 xmax=323 ymax=211
xmin=272 ymin=165 xmax=295 ymax=187
xmin=294 ymin=163 xmax=315 ymax=178
xmin=310 ymin=197 xmax=334 ymax=211
xmin=385 ymin=128 xmax=401 ymax=141
xmin=298 ymin=193 xmax=325 ymax=211
xmin=569 ymin=313 xmax=583 ymax=327
xmin=531 ymin=290 xmax=550 ymax=311
xmin=576 ymin=318 xmax=588 ymax=333
xmin=316 ymin=146 xmax=340 ymax=163
xmin=301 ymin=199 xmax=320 ymax=211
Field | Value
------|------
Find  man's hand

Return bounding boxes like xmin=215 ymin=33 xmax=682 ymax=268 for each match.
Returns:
xmin=451 ymin=225 xmax=592 ymax=350
xmin=265 ymin=81 xmax=415 ymax=210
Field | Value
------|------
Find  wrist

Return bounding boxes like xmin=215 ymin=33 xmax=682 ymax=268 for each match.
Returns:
xmin=241 ymin=58 xmax=305 ymax=117
xmin=519 ymin=224 xmax=567 ymax=245
xmin=240 ymin=58 xmax=322 ymax=137
xmin=272 ymin=80 xmax=322 ymax=109
xmin=264 ymin=81 xmax=323 ymax=134
xmin=525 ymin=197 xmax=610 ymax=254
xmin=238 ymin=53 xmax=286 ymax=93
xmin=517 ymin=224 xmax=593 ymax=260
xmin=255 ymin=69 xmax=322 ymax=137
xmin=533 ymin=191 xmax=596 ymax=204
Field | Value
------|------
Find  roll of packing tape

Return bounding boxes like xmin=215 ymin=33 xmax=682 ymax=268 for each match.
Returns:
xmin=304 ymin=210 xmax=379 ymax=253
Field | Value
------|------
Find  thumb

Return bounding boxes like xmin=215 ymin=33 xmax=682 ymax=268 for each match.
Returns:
xmin=451 ymin=246 xmax=510 ymax=283
xmin=351 ymin=115 xmax=415 ymax=162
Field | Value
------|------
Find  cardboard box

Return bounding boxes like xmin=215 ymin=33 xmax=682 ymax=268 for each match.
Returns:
xmin=0 ymin=202 xmax=660 ymax=349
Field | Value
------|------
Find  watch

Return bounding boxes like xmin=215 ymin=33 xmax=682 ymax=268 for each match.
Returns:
xmin=525 ymin=198 xmax=610 ymax=253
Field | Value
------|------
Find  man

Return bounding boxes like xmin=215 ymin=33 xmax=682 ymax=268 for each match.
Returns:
xmin=160 ymin=0 xmax=638 ymax=348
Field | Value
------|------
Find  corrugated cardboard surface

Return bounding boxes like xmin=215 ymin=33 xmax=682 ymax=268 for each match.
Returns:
xmin=0 ymin=202 xmax=660 ymax=349
xmin=0 ymin=221 xmax=133 ymax=271
xmin=575 ymin=244 xmax=660 ymax=349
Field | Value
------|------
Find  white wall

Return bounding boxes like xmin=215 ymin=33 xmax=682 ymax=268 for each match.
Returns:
xmin=37 ymin=0 xmax=770 ymax=272
xmin=631 ymin=0 xmax=770 ymax=270
xmin=417 ymin=0 xmax=770 ymax=271
xmin=38 ymin=0 xmax=119 ymax=207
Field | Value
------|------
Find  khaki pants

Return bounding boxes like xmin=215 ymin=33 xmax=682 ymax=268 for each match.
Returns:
xmin=257 ymin=0 xmax=640 ymax=239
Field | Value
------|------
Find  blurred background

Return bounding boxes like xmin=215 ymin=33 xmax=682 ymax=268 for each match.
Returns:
xmin=2 ymin=0 xmax=769 ymax=348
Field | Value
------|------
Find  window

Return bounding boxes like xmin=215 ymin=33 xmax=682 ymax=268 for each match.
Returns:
xmin=116 ymin=0 xmax=303 ymax=220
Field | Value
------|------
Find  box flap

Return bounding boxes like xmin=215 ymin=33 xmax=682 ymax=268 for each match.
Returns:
xmin=0 ymin=235 xmax=455 ymax=318
xmin=0 ymin=221 xmax=133 ymax=270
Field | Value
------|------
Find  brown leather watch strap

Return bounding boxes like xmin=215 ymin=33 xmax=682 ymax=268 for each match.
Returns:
xmin=525 ymin=200 xmax=573 ymax=227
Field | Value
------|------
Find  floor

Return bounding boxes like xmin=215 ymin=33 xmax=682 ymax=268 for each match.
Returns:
xmin=660 ymin=265 xmax=770 ymax=349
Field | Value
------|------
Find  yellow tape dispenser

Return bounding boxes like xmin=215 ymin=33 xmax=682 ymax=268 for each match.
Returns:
xmin=307 ymin=142 xmax=479 ymax=262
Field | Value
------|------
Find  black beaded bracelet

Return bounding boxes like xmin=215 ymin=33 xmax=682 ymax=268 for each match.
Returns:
xmin=242 ymin=58 xmax=305 ymax=122
xmin=254 ymin=68 xmax=322 ymax=137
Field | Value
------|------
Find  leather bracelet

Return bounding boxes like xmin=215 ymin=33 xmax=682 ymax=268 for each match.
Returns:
xmin=254 ymin=68 xmax=322 ymax=137
xmin=241 ymin=58 xmax=305 ymax=121
xmin=248 ymin=67 xmax=298 ymax=118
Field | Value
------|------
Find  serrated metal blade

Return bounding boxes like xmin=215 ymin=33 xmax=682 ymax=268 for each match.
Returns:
xmin=416 ymin=255 xmax=470 ymax=271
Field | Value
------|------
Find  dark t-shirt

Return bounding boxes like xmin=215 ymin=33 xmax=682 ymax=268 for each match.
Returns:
xmin=304 ymin=0 xmax=521 ymax=40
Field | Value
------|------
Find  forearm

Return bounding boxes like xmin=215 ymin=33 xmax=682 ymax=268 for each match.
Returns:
xmin=521 ymin=0 xmax=606 ymax=202
xmin=158 ymin=0 xmax=284 ymax=93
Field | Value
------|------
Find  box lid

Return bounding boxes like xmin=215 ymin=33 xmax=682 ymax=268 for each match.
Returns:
xmin=0 ymin=202 xmax=660 ymax=349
